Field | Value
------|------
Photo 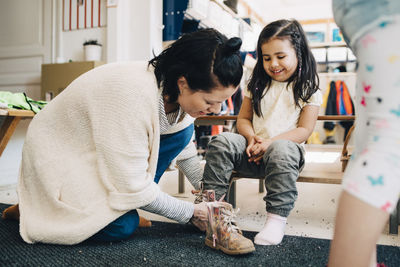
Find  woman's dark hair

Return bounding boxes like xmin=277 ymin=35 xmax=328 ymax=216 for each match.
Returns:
xmin=149 ymin=29 xmax=243 ymax=103
xmin=248 ymin=19 xmax=319 ymax=117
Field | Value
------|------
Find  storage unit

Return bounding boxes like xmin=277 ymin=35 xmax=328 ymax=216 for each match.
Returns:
xmin=41 ymin=61 xmax=105 ymax=101
xmin=301 ymin=18 xmax=356 ymax=73
xmin=163 ymin=0 xmax=258 ymax=49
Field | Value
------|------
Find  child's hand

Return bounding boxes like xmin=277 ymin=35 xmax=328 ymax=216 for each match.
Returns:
xmin=245 ymin=136 xmax=258 ymax=158
xmin=248 ymin=137 xmax=272 ymax=164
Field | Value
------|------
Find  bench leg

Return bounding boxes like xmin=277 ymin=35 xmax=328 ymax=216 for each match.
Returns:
xmin=389 ymin=199 xmax=400 ymax=235
xmin=178 ymin=170 xmax=185 ymax=194
xmin=228 ymin=178 xmax=263 ymax=208
xmin=259 ymin=179 xmax=264 ymax=193
xmin=0 ymin=116 xmax=21 ymax=157
xmin=227 ymin=180 xmax=236 ymax=208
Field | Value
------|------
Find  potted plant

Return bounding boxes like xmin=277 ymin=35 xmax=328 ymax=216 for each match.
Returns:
xmin=83 ymin=39 xmax=102 ymax=61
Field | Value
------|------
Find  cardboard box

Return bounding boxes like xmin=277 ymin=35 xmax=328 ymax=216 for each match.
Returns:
xmin=41 ymin=61 xmax=104 ymax=101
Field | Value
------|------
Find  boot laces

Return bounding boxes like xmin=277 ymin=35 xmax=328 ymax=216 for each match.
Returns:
xmin=192 ymin=184 xmax=218 ymax=203
xmin=221 ymin=207 xmax=240 ymax=233
xmin=193 ymin=190 xmax=204 ymax=204
xmin=192 ymin=182 xmax=205 ymax=204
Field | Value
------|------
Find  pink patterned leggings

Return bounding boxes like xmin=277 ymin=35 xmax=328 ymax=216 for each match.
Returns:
xmin=342 ymin=18 xmax=400 ymax=213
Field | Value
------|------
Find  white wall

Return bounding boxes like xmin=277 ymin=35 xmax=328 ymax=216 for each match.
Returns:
xmin=107 ymin=0 xmax=163 ymax=62
xmin=54 ymin=0 xmax=107 ymax=63
xmin=61 ymin=27 xmax=107 ymax=62
xmin=0 ymin=0 xmax=52 ymax=187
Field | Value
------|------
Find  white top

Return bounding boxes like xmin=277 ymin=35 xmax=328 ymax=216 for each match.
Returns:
xmin=245 ymin=80 xmax=323 ymax=140
xmin=18 ymin=61 xmax=194 ymax=244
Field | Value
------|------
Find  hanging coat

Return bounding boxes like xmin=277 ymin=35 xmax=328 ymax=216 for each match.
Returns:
xmin=323 ymin=80 xmax=355 ymax=139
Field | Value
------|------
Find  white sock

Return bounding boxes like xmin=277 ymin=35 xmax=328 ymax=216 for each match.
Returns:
xmin=254 ymin=213 xmax=287 ymax=245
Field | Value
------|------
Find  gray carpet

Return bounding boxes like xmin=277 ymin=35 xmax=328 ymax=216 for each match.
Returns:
xmin=0 ymin=204 xmax=399 ymax=266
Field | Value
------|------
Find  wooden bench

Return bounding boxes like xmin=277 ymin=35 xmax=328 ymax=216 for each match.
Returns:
xmin=189 ymin=115 xmax=400 ymax=235
xmin=227 ymin=143 xmax=349 ymax=208
xmin=0 ymin=109 xmax=35 ymax=157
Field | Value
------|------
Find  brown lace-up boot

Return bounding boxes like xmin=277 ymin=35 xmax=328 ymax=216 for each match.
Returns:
xmin=205 ymin=201 xmax=255 ymax=255
xmin=190 ymin=187 xmax=216 ymax=231
xmin=192 ymin=188 xmax=216 ymax=204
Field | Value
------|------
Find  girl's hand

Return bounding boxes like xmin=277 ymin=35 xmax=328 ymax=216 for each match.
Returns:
xmin=248 ymin=136 xmax=273 ymax=164
xmin=245 ymin=136 xmax=257 ymax=158
xmin=249 ymin=154 xmax=264 ymax=164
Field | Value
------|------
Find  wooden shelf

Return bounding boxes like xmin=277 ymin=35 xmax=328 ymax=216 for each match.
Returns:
xmin=318 ymin=72 xmax=356 ymax=77
xmin=310 ymin=41 xmax=347 ymax=49
xmin=316 ymin=60 xmax=356 ymax=64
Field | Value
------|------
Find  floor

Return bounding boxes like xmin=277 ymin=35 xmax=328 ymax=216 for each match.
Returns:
xmin=1 ymin=160 xmax=399 ymax=247
xmin=138 ymin=169 xmax=400 ymax=247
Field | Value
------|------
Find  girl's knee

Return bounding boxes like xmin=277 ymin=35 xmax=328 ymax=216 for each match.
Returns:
xmin=267 ymin=140 xmax=300 ymax=156
xmin=264 ymin=140 xmax=304 ymax=168
xmin=208 ymin=132 xmax=241 ymax=149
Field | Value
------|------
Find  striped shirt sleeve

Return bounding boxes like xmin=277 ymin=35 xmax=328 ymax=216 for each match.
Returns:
xmin=141 ymin=190 xmax=194 ymax=224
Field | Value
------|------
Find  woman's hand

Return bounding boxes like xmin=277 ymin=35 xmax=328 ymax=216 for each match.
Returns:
xmin=191 ymin=202 xmax=208 ymax=231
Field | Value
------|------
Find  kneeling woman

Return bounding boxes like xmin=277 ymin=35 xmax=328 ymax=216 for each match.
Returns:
xmin=9 ymin=29 xmax=243 ymax=244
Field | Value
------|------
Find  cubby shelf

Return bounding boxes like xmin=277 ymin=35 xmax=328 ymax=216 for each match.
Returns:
xmin=309 ymin=41 xmax=347 ymax=49
xmin=309 ymin=41 xmax=356 ymax=71
xmin=318 ymin=72 xmax=356 ymax=77
xmin=163 ymin=0 xmax=256 ymax=44
xmin=184 ymin=0 xmax=253 ymax=37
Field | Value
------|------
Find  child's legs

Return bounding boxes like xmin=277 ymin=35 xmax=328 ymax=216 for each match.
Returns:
xmin=330 ymin=19 xmax=400 ymax=267
xmin=329 ymin=191 xmax=389 ymax=267
xmin=202 ymin=132 xmax=263 ymax=199
xmin=155 ymin=124 xmax=194 ymax=183
xmin=90 ymin=210 xmax=140 ymax=242
xmin=329 ymin=19 xmax=400 ymax=266
xmin=342 ymin=20 xmax=400 ymax=212
xmin=262 ymin=140 xmax=305 ymax=217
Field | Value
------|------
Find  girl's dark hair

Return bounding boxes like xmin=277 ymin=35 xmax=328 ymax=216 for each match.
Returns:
xmin=248 ymin=19 xmax=319 ymax=117
xmin=149 ymin=29 xmax=243 ymax=103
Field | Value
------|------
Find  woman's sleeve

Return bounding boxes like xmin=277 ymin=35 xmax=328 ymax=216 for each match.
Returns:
xmin=176 ymin=141 xmax=203 ymax=190
xmin=141 ymin=191 xmax=194 ymax=223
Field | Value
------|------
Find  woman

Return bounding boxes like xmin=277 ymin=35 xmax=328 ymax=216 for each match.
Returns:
xmin=6 ymin=29 xmax=244 ymax=245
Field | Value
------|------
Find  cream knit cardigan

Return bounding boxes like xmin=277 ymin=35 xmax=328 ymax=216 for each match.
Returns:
xmin=18 ymin=61 xmax=193 ymax=244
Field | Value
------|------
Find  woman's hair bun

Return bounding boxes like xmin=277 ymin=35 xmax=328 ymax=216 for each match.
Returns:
xmin=222 ymin=37 xmax=242 ymax=55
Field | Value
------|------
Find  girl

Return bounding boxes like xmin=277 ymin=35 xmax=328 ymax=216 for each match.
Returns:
xmin=329 ymin=0 xmax=400 ymax=266
xmin=202 ymin=19 xmax=322 ymax=246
